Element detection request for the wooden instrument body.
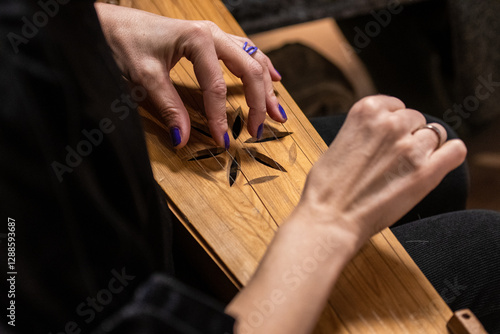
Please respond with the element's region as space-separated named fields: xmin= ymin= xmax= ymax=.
xmin=114 ymin=0 xmax=455 ymax=332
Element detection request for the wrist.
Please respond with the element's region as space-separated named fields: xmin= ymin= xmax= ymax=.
xmin=287 ymin=201 xmax=367 ymax=258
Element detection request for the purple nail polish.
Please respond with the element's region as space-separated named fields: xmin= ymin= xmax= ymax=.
xmin=170 ymin=127 xmax=181 ymax=147
xmin=257 ymin=123 xmax=264 ymax=139
xmin=275 ymin=69 xmax=282 ymax=77
xmin=224 ymin=132 xmax=230 ymax=150
xmin=279 ymin=104 xmax=287 ymax=121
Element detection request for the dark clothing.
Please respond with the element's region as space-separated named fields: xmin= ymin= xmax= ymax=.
xmin=0 ymin=1 xmax=232 ymax=333
xmin=227 ymin=0 xmax=500 ymax=130
xmin=0 ymin=1 xmax=498 ymax=334
xmin=393 ymin=210 xmax=500 ymax=334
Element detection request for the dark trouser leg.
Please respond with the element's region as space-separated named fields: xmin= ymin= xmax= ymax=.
xmin=392 ymin=210 xmax=500 ymax=333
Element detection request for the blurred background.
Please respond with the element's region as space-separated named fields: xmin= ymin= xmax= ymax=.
xmin=225 ymin=0 xmax=500 ymax=211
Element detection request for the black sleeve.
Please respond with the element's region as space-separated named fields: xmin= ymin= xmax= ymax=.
xmin=0 ymin=1 xmax=229 ymax=333
xmin=91 ymin=274 xmax=235 ymax=334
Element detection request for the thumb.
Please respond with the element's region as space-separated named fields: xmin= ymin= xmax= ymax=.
xmin=146 ymin=77 xmax=191 ymax=149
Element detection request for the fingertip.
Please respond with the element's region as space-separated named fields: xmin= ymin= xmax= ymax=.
xmin=271 ymin=69 xmax=281 ymax=81
xmin=247 ymin=113 xmax=266 ymax=139
xmin=278 ymin=104 xmax=287 ymax=121
xmin=266 ymin=57 xmax=281 ymax=81
xmin=257 ymin=123 xmax=264 ymax=139
xmin=431 ymin=139 xmax=468 ymax=170
xmin=168 ymin=125 xmax=191 ymax=149
xmin=224 ymin=132 xmax=230 ymax=150
xmin=170 ymin=127 xmax=182 ymax=148
xmin=264 ymin=100 xmax=286 ymax=124
xmin=449 ymin=138 xmax=468 ymax=162
xmin=206 ymin=114 xmax=229 ymax=148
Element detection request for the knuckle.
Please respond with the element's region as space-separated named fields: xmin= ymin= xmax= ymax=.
xmin=359 ymin=96 xmax=385 ymax=113
xmin=246 ymin=61 xmax=264 ymax=79
xmin=380 ymin=115 xmax=404 ymax=134
xmin=207 ymin=115 xmax=228 ymax=131
xmin=206 ymin=78 xmax=227 ymax=99
xmin=192 ymin=20 xmax=214 ymax=28
xmin=266 ymin=86 xmax=277 ymax=99
xmin=350 ymin=98 xmax=379 ymax=121
xmin=397 ymin=140 xmax=415 ymax=156
xmin=409 ymin=109 xmax=426 ymax=124
xmin=262 ymin=53 xmax=272 ymax=64
xmin=129 ymin=61 xmax=161 ymax=89
xmin=158 ymin=106 xmax=182 ymax=125
xmin=184 ymin=21 xmax=213 ymax=43
xmin=202 ymin=20 xmax=218 ymax=32
xmin=251 ymin=50 xmax=266 ymax=63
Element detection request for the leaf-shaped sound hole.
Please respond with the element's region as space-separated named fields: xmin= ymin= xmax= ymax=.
xmin=232 ymin=107 xmax=243 ymax=140
xmin=188 ymin=147 xmax=225 ymax=161
xmin=228 ymin=151 xmax=240 ymax=187
xmin=191 ymin=121 xmax=212 ymax=138
xmin=245 ymin=175 xmax=279 ymax=185
xmin=244 ymin=131 xmax=293 ymax=144
xmin=245 ymin=148 xmax=287 ymax=172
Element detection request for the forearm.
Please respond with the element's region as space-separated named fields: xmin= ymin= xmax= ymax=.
xmin=226 ymin=206 xmax=362 ymax=334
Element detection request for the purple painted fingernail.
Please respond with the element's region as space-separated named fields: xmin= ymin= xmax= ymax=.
xmin=279 ymin=104 xmax=287 ymax=121
xmin=275 ymin=69 xmax=282 ymax=77
xmin=224 ymin=132 xmax=230 ymax=150
xmin=170 ymin=127 xmax=181 ymax=147
xmin=257 ymin=123 xmax=264 ymax=139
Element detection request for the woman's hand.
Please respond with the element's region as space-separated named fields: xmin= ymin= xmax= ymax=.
xmin=228 ymin=96 xmax=467 ymax=334
xmin=95 ymin=3 xmax=284 ymax=149
xmin=297 ymin=95 xmax=467 ymax=246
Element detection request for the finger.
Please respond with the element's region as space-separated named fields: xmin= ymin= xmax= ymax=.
xmin=214 ymin=36 xmax=269 ymax=137
xmin=185 ymin=36 xmax=230 ymax=148
xmin=232 ymin=37 xmax=285 ymax=122
xmin=424 ymin=139 xmax=467 ymax=186
xmin=266 ymin=55 xmax=282 ymax=81
xmin=412 ymin=122 xmax=448 ymax=152
xmin=351 ymin=95 xmax=406 ymax=115
xmin=391 ymin=108 xmax=426 ymax=131
xmin=147 ymin=76 xmax=192 ymax=149
xmin=232 ymin=35 xmax=281 ymax=81
xmin=248 ymin=49 xmax=286 ymax=123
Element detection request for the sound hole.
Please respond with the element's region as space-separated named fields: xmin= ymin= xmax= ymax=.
xmin=228 ymin=151 xmax=240 ymax=187
xmin=187 ymin=106 xmax=291 ymax=186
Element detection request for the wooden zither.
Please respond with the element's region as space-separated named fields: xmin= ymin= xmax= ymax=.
xmin=112 ymin=0 xmax=476 ymax=332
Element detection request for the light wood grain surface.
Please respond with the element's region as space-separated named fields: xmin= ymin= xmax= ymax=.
xmin=118 ymin=0 xmax=454 ymax=332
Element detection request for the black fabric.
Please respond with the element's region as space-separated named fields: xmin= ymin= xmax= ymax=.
xmin=91 ymin=274 xmax=234 ymax=334
xmin=0 ymin=1 xmax=232 ymax=333
xmin=228 ymin=0 xmax=500 ymax=129
xmin=223 ymin=0 xmax=417 ymax=34
xmin=393 ymin=210 xmax=500 ymax=334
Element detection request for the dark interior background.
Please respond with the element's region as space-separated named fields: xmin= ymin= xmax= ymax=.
xmin=225 ymin=0 xmax=500 ymax=211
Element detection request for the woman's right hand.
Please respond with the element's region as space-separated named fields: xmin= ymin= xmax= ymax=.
xmin=297 ymin=95 xmax=467 ymax=246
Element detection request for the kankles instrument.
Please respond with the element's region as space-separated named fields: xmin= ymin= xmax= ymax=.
xmin=109 ymin=0 xmax=484 ymax=332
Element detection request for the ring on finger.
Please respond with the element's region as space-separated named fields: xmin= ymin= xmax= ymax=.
xmin=413 ymin=124 xmax=443 ymax=150
xmin=243 ymin=41 xmax=258 ymax=55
